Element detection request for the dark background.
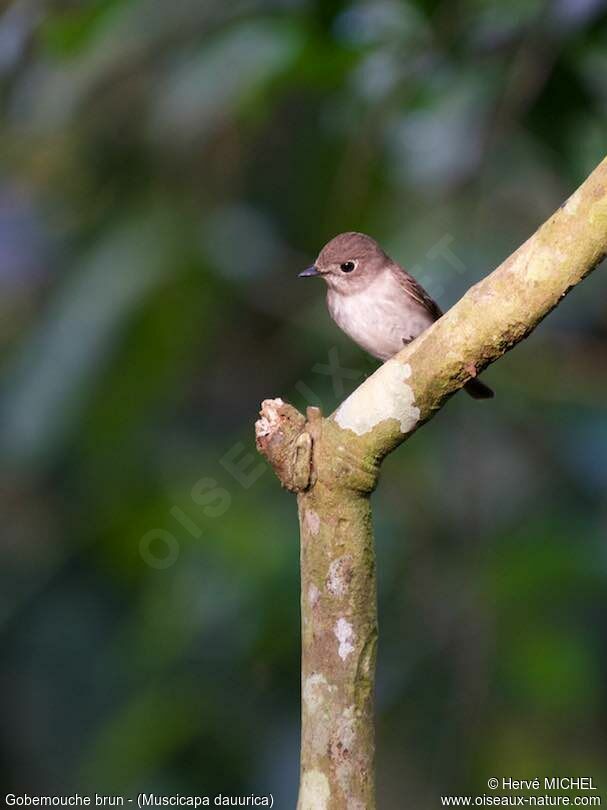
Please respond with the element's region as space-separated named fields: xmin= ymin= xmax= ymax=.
xmin=1 ymin=0 xmax=607 ymax=807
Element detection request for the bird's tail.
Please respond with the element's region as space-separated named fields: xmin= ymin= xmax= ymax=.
xmin=464 ymin=377 xmax=494 ymax=399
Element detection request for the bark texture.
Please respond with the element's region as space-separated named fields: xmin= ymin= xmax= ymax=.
xmin=255 ymin=156 xmax=607 ymax=810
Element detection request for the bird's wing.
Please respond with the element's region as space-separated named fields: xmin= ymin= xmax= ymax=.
xmin=395 ymin=264 xmax=443 ymax=321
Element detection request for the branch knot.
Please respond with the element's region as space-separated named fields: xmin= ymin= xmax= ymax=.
xmin=255 ymin=399 xmax=314 ymax=492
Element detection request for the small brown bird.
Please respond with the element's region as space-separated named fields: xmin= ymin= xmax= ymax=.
xmin=299 ymin=231 xmax=493 ymax=399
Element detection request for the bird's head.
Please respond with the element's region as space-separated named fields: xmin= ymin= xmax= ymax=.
xmin=299 ymin=232 xmax=389 ymax=294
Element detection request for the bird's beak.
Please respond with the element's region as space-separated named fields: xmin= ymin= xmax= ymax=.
xmin=298 ymin=265 xmax=321 ymax=278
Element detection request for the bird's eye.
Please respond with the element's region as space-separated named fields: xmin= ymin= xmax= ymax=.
xmin=340 ymin=261 xmax=355 ymax=273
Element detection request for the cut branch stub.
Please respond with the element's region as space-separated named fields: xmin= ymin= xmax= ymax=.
xmin=255 ymin=399 xmax=380 ymax=496
xmin=255 ymin=398 xmax=310 ymax=492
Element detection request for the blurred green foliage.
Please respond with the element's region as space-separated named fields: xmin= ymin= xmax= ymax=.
xmin=1 ymin=0 xmax=606 ymax=806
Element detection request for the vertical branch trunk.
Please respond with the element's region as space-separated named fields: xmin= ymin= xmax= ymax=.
xmin=297 ymin=482 xmax=377 ymax=810
xmin=256 ymin=401 xmax=380 ymax=809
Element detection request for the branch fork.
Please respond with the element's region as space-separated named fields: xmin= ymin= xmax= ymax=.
xmin=256 ymin=157 xmax=607 ymax=810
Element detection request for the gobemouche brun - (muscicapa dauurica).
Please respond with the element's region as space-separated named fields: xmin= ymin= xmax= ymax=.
xmin=299 ymin=231 xmax=493 ymax=400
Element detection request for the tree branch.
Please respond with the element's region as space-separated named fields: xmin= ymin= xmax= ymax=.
xmin=255 ymin=156 xmax=607 ymax=810
xmin=332 ymin=156 xmax=607 ymax=460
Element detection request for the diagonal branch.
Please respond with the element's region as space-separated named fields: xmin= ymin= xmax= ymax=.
xmin=255 ymin=156 xmax=607 ymax=810
xmin=332 ymin=156 xmax=607 ymax=460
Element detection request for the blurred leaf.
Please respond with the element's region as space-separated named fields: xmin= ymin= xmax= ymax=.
xmin=148 ymin=20 xmax=303 ymax=146
xmin=41 ymin=0 xmax=130 ymax=56
xmin=0 ymin=211 xmax=176 ymax=468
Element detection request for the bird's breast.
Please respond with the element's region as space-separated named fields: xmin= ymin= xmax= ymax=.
xmin=327 ymin=273 xmax=434 ymax=361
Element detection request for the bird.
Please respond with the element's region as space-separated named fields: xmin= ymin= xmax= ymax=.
xmin=298 ymin=231 xmax=493 ymax=399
